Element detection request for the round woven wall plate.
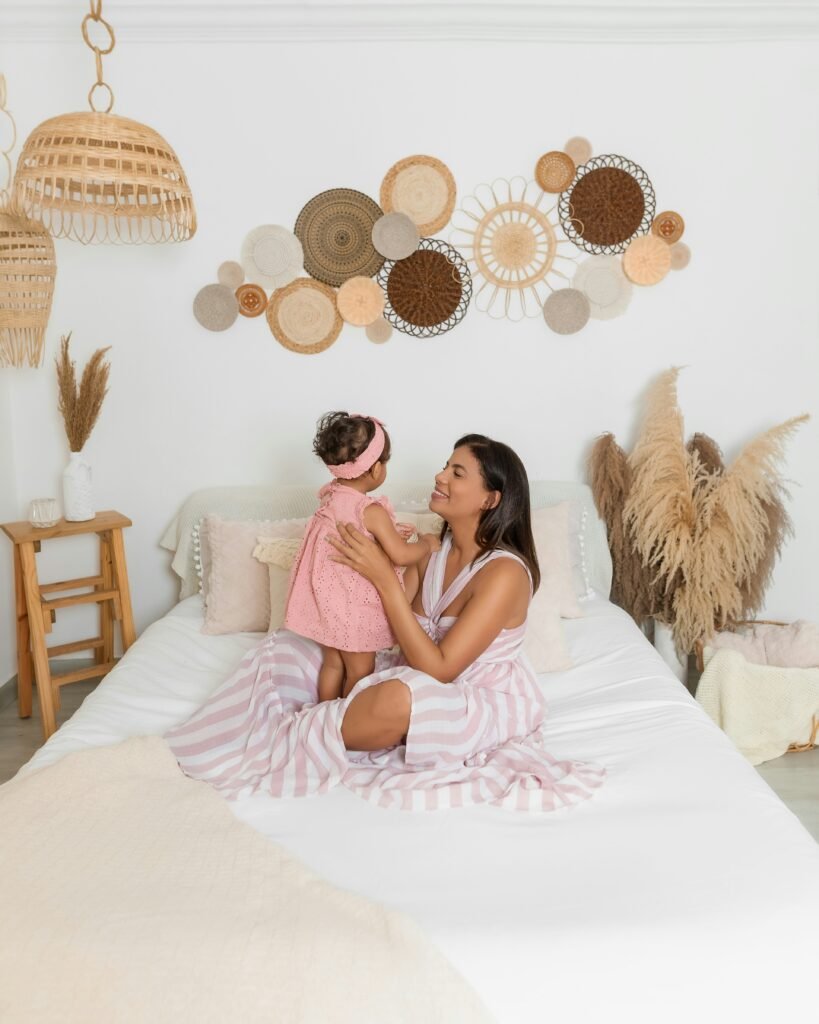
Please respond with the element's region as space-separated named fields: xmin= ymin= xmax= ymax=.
xmin=241 ymin=225 xmax=304 ymax=289
xmin=622 ymin=234 xmax=672 ymax=285
xmin=669 ymin=242 xmax=691 ymax=271
xmin=217 ymin=260 xmax=244 ymax=289
xmin=377 ymin=238 xmax=471 ymax=338
xmin=193 ymin=284 xmax=239 ymax=332
xmin=266 ymin=278 xmax=342 ymax=354
xmin=543 ymin=288 xmax=591 ymax=335
xmin=572 ymin=255 xmax=632 ymax=320
xmin=651 ymin=210 xmax=685 ymax=244
xmin=535 ymin=151 xmax=575 ymax=193
xmin=366 ymin=317 xmax=393 ymax=344
xmin=558 ymin=154 xmax=656 ymax=255
xmin=372 ymin=212 xmax=419 ymax=260
xmin=380 ymin=155 xmax=456 ymax=236
xmin=564 ymin=136 xmax=593 ymax=165
xmin=294 ymin=189 xmax=384 ymax=287
xmin=236 ymin=283 xmax=268 ymax=317
xmin=336 ymin=276 xmax=385 ymax=326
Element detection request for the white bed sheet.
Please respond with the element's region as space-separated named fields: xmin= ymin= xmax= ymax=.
xmin=21 ymin=597 xmax=819 ymax=1023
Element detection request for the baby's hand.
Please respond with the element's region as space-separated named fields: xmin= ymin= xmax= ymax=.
xmin=396 ymin=521 xmax=417 ymax=541
xmin=420 ymin=532 xmax=442 ymax=553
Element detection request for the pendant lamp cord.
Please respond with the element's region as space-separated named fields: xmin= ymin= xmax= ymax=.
xmin=82 ymin=0 xmax=117 ymax=114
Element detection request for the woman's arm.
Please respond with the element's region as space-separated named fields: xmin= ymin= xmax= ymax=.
xmin=328 ymin=523 xmax=529 ymax=683
xmin=362 ymin=504 xmax=439 ymax=567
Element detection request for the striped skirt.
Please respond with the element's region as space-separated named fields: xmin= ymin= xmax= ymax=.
xmin=166 ymin=630 xmax=605 ymax=813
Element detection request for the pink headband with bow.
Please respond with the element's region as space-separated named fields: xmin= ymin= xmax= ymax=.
xmin=328 ymin=415 xmax=386 ymax=479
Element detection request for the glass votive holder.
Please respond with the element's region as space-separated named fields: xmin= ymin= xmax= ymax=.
xmin=28 ymin=498 xmax=60 ymax=529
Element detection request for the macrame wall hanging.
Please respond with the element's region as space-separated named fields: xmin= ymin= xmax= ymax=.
xmin=13 ymin=0 xmax=195 ymax=244
xmin=0 ymin=76 xmax=57 ymax=368
xmin=193 ymin=137 xmax=688 ymax=353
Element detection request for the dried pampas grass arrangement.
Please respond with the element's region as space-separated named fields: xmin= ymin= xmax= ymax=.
xmin=589 ymin=368 xmax=808 ymax=654
xmin=55 ymin=333 xmax=111 ymax=452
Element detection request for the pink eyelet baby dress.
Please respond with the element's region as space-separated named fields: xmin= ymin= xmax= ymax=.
xmin=284 ymin=481 xmax=403 ymax=652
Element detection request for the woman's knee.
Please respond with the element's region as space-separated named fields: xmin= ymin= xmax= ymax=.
xmin=370 ymin=679 xmax=411 ymax=726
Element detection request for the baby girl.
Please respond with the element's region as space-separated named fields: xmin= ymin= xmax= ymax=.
xmin=284 ymin=411 xmax=440 ymax=702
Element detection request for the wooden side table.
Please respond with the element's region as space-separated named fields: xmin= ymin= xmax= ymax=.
xmin=1 ymin=511 xmax=136 ymax=739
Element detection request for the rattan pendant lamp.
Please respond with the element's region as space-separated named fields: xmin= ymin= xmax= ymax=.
xmin=12 ymin=1 xmax=196 ymax=244
xmin=0 ymin=75 xmax=57 ymax=367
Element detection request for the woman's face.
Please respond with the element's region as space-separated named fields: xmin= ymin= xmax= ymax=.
xmin=430 ymin=445 xmax=498 ymax=521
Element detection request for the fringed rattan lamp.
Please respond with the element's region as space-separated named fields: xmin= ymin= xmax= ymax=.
xmin=0 ymin=75 xmax=57 ymax=368
xmin=12 ymin=1 xmax=195 ymax=244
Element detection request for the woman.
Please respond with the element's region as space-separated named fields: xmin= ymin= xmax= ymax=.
xmin=166 ymin=435 xmax=604 ymax=812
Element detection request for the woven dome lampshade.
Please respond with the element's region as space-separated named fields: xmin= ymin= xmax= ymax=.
xmin=0 ymin=76 xmax=57 ymax=368
xmin=12 ymin=2 xmax=195 ymax=244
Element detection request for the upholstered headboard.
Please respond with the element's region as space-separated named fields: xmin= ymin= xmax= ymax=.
xmin=160 ymin=481 xmax=612 ymax=601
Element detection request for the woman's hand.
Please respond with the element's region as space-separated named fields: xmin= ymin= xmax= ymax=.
xmin=327 ymin=522 xmax=397 ymax=590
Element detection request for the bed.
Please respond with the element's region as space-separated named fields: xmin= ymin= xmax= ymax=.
xmin=16 ymin=483 xmax=819 ymax=1023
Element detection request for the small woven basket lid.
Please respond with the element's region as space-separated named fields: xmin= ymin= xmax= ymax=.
xmin=294 ymin=189 xmax=384 ymax=287
xmin=380 ymin=155 xmax=456 ymax=236
xmin=266 ymin=277 xmax=342 ymax=354
xmin=236 ymin=283 xmax=268 ymax=318
xmin=217 ymin=261 xmax=244 ymax=289
xmin=365 ymin=317 xmax=393 ymax=344
xmin=336 ymin=276 xmax=385 ymax=326
xmin=572 ymin=255 xmax=632 ymax=320
xmin=371 ymin=212 xmax=419 ymax=260
xmin=651 ymin=211 xmax=685 ymax=244
xmin=193 ymin=284 xmax=239 ymax=332
xmin=622 ymin=234 xmax=672 ymax=285
xmin=241 ymin=225 xmax=304 ymax=290
xmin=669 ymin=242 xmax=691 ymax=271
xmin=563 ymin=136 xmax=593 ymax=164
xmin=543 ymin=288 xmax=591 ymax=334
xmin=535 ymin=151 xmax=576 ymax=193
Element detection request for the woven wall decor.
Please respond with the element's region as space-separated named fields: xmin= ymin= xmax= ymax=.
xmin=336 ymin=276 xmax=385 ymax=326
xmin=651 ymin=211 xmax=685 ymax=245
xmin=543 ymin=288 xmax=591 ymax=335
xmin=558 ymin=155 xmax=655 ymax=255
xmin=365 ymin=317 xmax=392 ymax=344
xmin=266 ymin=277 xmax=342 ymax=355
xmin=377 ymin=238 xmax=471 ymax=338
xmin=450 ymin=178 xmax=578 ymax=321
xmin=241 ymin=225 xmax=303 ymax=290
xmin=12 ymin=2 xmax=195 ymax=244
xmin=380 ymin=155 xmax=456 ymax=236
xmin=564 ymin=137 xmax=593 ymax=165
xmin=193 ymin=284 xmax=239 ymax=332
xmin=622 ymin=234 xmax=672 ymax=285
xmin=236 ymin=283 xmax=267 ymax=318
xmin=572 ymin=255 xmax=632 ymax=320
xmin=535 ymin=151 xmax=575 ymax=194
xmin=0 ymin=77 xmax=57 ymax=368
xmin=217 ymin=261 xmax=244 ymax=289
xmin=669 ymin=242 xmax=691 ymax=271
xmin=371 ymin=212 xmax=419 ymax=260
xmin=294 ymin=189 xmax=384 ymax=287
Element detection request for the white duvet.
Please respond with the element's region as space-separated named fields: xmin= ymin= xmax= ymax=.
xmin=21 ymin=596 xmax=819 ymax=1024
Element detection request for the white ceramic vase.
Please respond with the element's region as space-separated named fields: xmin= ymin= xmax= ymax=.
xmin=63 ymin=449 xmax=94 ymax=521
xmin=653 ymin=619 xmax=688 ymax=683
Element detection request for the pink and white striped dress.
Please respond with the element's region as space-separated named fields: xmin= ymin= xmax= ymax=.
xmin=166 ymin=536 xmax=605 ymax=812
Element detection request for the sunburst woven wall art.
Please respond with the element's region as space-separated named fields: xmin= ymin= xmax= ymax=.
xmin=191 ymin=139 xmax=687 ymax=350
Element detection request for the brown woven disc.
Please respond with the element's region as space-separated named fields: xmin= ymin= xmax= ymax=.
xmin=622 ymin=234 xmax=672 ymax=285
xmin=543 ymin=288 xmax=591 ymax=335
xmin=651 ymin=210 xmax=685 ymax=244
xmin=294 ymin=189 xmax=384 ymax=288
xmin=265 ymin=278 xmax=342 ymax=354
xmin=380 ymin=155 xmax=456 ymax=236
xmin=535 ymin=151 xmax=576 ymax=193
xmin=568 ymin=167 xmax=646 ymax=247
xmin=385 ymin=248 xmax=463 ymax=328
xmin=236 ymin=283 xmax=268 ymax=317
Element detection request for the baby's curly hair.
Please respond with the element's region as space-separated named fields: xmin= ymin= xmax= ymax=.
xmin=313 ymin=411 xmax=391 ymax=470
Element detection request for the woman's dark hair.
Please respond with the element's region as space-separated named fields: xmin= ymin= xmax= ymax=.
xmin=313 ymin=411 xmax=391 ymax=470
xmin=443 ymin=433 xmax=540 ymax=593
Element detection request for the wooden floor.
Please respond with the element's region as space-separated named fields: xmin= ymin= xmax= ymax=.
xmin=1 ymin=678 xmax=818 ymax=843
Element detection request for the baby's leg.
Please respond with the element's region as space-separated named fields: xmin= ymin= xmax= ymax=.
xmin=340 ymin=651 xmax=377 ymax=698
xmin=318 ymin=646 xmax=345 ymax=702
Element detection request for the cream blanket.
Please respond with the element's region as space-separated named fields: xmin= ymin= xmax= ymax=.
xmin=0 ymin=737 xmax=493 ymax=1024
xmin=697 ymin=648 xmax=819 ymax=765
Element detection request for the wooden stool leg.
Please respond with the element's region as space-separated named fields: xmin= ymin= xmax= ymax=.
xmin=98 ymin=532 xmax=115 ymax=665
xmin=13 ymin=546 xmax=33 ymax=719
xmin=109 ymin=528 xmax=136 ymax=650
xmin=18 ymin=542 xmax=57 ymax=739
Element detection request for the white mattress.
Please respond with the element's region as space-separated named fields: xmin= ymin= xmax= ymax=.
xmin=23 ymin=597 xmax=819 ymax=1023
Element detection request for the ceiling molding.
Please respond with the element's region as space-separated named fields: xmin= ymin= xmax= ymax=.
xmin=1 ymin=3 xmax=817 ymax=45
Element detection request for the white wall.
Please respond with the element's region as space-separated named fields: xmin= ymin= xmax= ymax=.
xmin=0 ymin=376 xmax=18 ymax=683
xmin=0 ymin=10 xmax=817 ymax=670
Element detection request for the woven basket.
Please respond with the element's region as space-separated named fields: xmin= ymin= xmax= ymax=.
xmin=12 ymin=111 xmax=196 ymax=244
xmin=0 ymin=206 xmax=56 ymax=367
xmin=694 ymin=619 xmax=787 ymax=673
